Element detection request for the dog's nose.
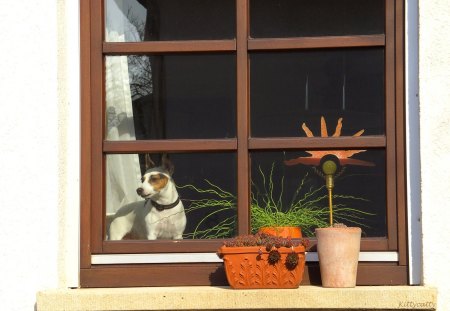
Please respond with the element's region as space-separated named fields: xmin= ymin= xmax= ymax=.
xmin=136 ymin=188 xmax=143 ymax=196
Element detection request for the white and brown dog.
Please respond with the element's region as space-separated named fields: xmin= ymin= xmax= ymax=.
xmin=108 ymin=156 xmax=186 ymax=240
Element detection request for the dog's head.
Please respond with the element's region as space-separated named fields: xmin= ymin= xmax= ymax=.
xmin=136 ymin=155 xmax=174 ymax=199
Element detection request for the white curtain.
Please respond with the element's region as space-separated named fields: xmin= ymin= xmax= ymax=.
xmin=105 ymin=0 xmax=143 ymax=215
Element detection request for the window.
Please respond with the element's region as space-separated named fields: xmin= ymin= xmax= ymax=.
xmin=81 ymin=0 xmax=407 ymax=287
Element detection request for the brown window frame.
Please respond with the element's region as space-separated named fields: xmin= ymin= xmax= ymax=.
xmin=80 ymin=0 xmax=407 ymax=287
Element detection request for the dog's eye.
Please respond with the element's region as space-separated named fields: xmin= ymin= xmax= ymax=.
xmin=150 ymin=176 xmax=160 ymax=183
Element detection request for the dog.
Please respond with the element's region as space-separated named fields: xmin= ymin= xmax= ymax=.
xmin=108 ymin=156 xmax=186 ymax=240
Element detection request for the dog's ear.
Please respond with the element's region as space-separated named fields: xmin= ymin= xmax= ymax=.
xmin=161 ymin=154 xmax=174 ymax=175
xmin=145 ymin=154 xmax=156 ymax=170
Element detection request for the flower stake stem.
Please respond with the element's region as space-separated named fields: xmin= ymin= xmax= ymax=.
xmin=328 ymin=187 xmax=333 ymax=226
xmin=322 ymin=160 xmax=338 ymax=227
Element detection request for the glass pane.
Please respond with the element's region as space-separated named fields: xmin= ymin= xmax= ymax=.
xmin=105 ymin=54 xmax=236 ymax=140
xmin=105 ymin=0 xmax=236 ymax=42
xmin=106 ymin=153 xmax=237 ymax=240
xmin=250 ymin=48 xmax=385 ymax=137
xmin=250 ymin=0 xmax=384 ymax=38
xmin=251 ymin=150 xmax=387 ymax=237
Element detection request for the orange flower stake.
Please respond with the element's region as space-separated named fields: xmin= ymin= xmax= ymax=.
xmin=283 ymin=117 xmax=370 ymax=288
xmin=284 ymin=116 xmax=374 ymax=167
xmin=285 ymin=116 xmax=374 ymax=226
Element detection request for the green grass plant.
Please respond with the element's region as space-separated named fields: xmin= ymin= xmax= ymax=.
xmin=179 ymin=164 xmax=372 ymax=239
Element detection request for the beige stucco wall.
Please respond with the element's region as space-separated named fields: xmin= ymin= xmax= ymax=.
xmin=0 ymin=1 xmax=60 ymax=311
xmin=419 ymin=0 xmax=450 ymax=310
xmin=0 ymin=1 xmax=78 ymax=310
xmin=0 ymin=0 xmax=449 ymax=310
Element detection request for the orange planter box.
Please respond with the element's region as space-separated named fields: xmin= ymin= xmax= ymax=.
xmin=217 ymin=245 xmax=306 ymax=289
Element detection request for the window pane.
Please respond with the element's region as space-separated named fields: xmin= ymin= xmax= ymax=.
xmin=105 ymin=0 xmax=236 ymax=42
xmin=250 ymin=0 xmax=384 ymax=38
xmin=250 ymin=150 xmax=387 ymax=237
xmin=105 ymin=54 xmax=236 ymax=140
xmin=250 ymin=48 xmax=385 ymax=137
xmin=106 ymin=153 xmax=237 ymax=240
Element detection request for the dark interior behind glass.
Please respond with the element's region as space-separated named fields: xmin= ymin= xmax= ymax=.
xmin=250 ymin=0 xmax=385 ymax=38
xmin=250 ymin=48 xmax=385 ymax=137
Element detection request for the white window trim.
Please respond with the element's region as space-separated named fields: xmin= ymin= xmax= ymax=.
xmin=63 ymin=0 xmax=81 ymax=289
xmin=91 ymin=252 xmax=400 ymax=265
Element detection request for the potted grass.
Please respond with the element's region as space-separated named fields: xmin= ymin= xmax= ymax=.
xmin=250 ymin=163 xmax=369 ymax=239
xmin=217 ymin=233 xmax=309 ymax=289
xmin=178 ymin=167 xmax=331 ymax=239
xmin=179 ymin=162 xmax=369 ymax=240
xmin=251 ymin=164 xmax=328 ymax=238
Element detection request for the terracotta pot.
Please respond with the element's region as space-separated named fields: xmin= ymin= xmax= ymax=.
xmin=258 ymin=226 xmax=302 ymax=238
xmin=315 ymin=227 xmax=361 ymax=288
xmin=217 ymin=245 xmax=306 ymax=289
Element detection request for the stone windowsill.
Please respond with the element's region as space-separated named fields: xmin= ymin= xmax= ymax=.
xmin=36 ymin=285 xmax=437 ymax=311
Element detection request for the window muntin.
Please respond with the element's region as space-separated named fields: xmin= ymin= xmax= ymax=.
xmin=105 ymin=0 xmax=236 ymax=42
xmin=250 ymin=0 xmax=385 ymax=38
xmin=250 ymin=48 xmax=385 ymax=137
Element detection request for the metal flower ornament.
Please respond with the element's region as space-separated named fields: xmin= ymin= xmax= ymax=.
xmin=284 ymin=116 xmax=374 ymax=167
xmin=285 ymin=116 xmax=374 ymax=226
